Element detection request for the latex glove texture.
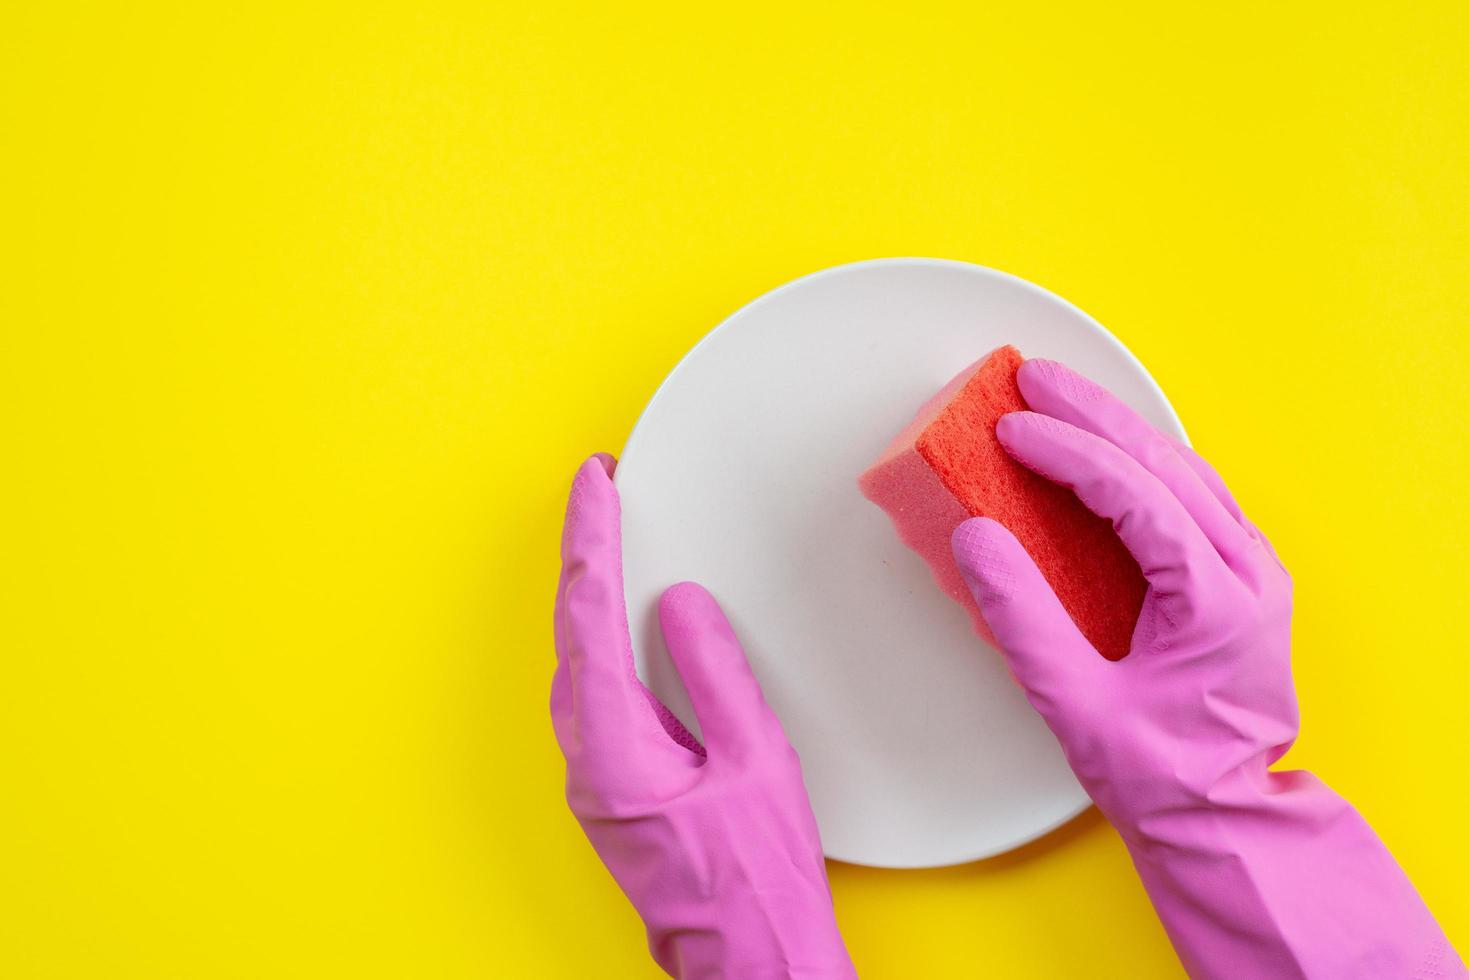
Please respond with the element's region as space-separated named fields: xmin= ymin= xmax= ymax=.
xmin=552 ymin=454 xmax=856 ymax=980
xmin=951 ymin=359 xmax=1465 ymax=980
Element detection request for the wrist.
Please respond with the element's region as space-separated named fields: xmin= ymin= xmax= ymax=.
xmin=1106 ymin=766 xmax=1463 ymax=979
xmin=654 ymin=919 xmax=855 ymax=980
xmin=643 ymin=874 xmax=854 ymax=980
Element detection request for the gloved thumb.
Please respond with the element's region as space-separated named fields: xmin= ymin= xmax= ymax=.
xmin=950 ymin=517 xmax=1102 ymax=709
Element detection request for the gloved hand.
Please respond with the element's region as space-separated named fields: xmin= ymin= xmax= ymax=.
xmin=950 ymin=359 xmax=1466 ymax=980
xmin=552 ymin=454 xmax=856 ymax=980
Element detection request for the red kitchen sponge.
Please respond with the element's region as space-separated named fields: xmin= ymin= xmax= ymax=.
xmin=859 ymin=345 xmax=1144 ymax=660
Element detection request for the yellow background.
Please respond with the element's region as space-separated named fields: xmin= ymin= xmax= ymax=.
xmin=5 ymin=3 xmax=1468 ymax=977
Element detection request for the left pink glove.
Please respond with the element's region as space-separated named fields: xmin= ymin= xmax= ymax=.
xmin=552 ymin=454 xmax=857 ymax=980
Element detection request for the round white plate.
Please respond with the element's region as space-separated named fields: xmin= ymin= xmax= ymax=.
xmin=616 ymin=258 xmax=1185 ymax=868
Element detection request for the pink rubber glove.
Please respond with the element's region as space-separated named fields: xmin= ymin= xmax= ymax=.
xmin=950 ymin=359 xmax=1465 ymax=979
xmin=552 ymin=454 xmax=856 ymax=980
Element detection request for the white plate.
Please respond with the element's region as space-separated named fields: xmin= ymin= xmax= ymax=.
xmin=616 ymin=258 xmax=1185 ymax=868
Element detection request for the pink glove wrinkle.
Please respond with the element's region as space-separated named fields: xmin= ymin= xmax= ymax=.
xmin=951 ymin=358 xmax=1465 ymax=980
xmin=552 ymin=455 xmax=856 ymax=980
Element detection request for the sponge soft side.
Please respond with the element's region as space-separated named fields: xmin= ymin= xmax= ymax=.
xmin=859 ymin=346 xmax=1145 ymax=660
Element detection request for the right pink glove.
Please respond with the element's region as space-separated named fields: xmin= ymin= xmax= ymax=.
xmin=950 ymin=358 xmax=1465 ymax=980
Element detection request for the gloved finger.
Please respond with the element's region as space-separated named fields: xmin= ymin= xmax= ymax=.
xmin=1164 ymin=437 xmax=1249 ymax=527
xmin=658 ymin=581 xmax=785 ymax=759
xmin=1016 ymin=359 xmax=1255 ymax=572
xmin=996 ymin=412 xmax=1225 ymax=596
xmin=1167 ymin=438 xmax=1288 ymax=572
xmin=950 ymin=517 xmax=1104 ymax=711
xmin=552 ymin=454 xmax=656 ymax=751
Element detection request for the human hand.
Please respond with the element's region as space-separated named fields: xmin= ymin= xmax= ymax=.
xmin=950 ymin=359 xmax=1464 ymax=979
xmin=552 ymin=454 xmax=855 ymax=980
